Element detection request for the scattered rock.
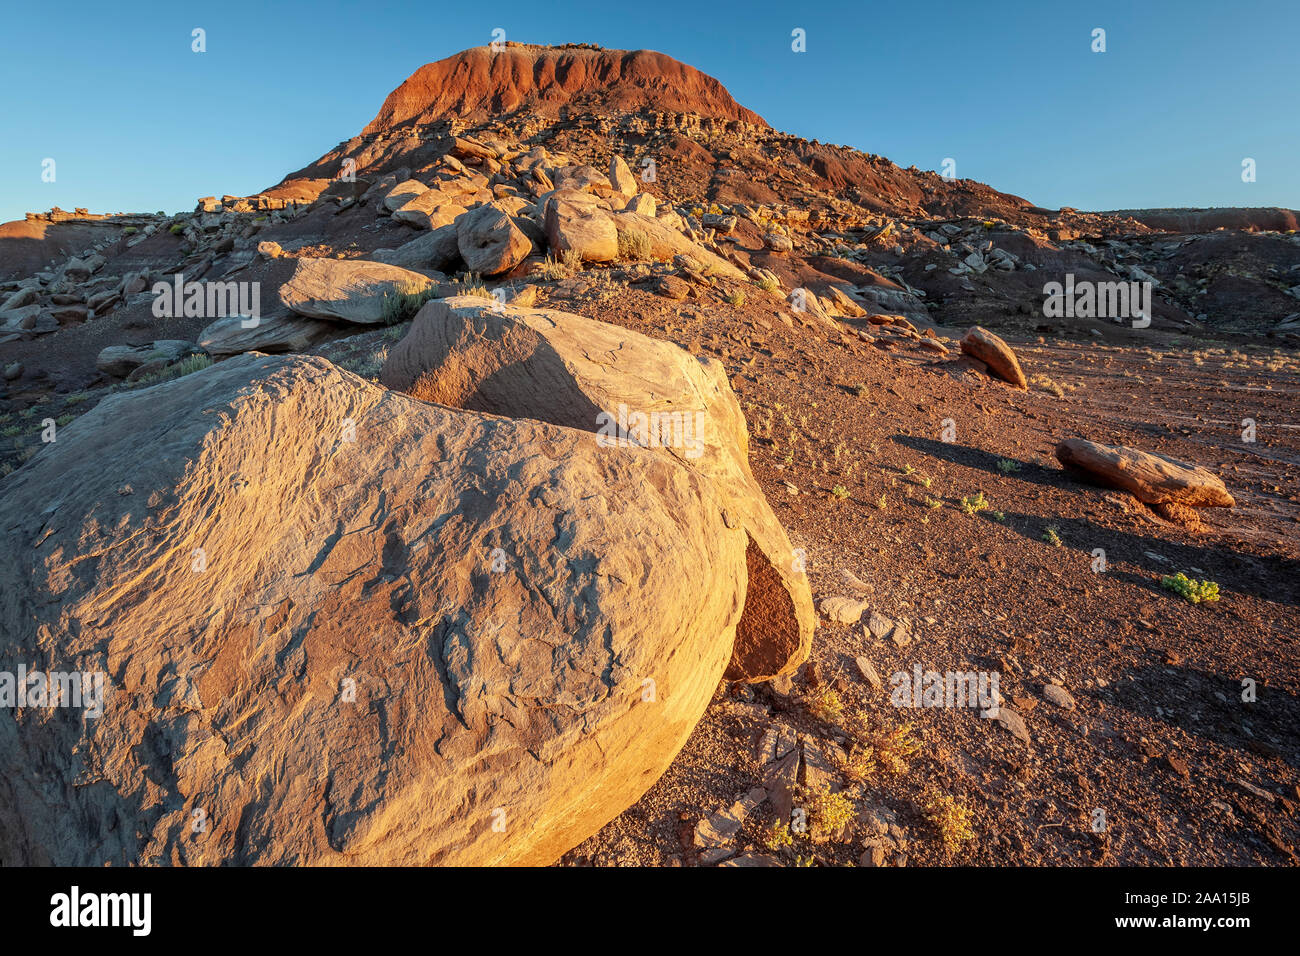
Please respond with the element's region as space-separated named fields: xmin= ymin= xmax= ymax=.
xmin=1043 ymin=684 xmax=1076 ymax=710
xmin=994 ymin=706 xmax=1032 ymax=744
xmin=694 ymin=787 xmax=766 ymax=848
xmin=864 ymin=610 xmax=893 ymax=641
xmin=819 ymin=594 xmax=868 ymax=624
xmin=652 ymin=275 xmax=691 ymax=300
xmin=854 ymin=656 xmax=882 ymax=690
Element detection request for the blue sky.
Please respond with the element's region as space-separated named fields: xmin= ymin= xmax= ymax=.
xmin=1 ymin=0 xmax=1295 ymax=223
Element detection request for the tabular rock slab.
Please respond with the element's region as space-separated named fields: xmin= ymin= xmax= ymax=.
xmin=199 ymin=312 xmax=337 ymax=357
xmin=456 ymin=202 xmax=533 ymax=276
xmin=1055 ymin=438 xmax=1235 ymax=508
xmin=380 ymin=296 xmax=814 ymax=682
xmin=0 ymin=353 xmax=749 ymax=866
xmin=279 ymin=257 xmax=434 ymax=324
xmin=392 ymin=187 xmax=469 ymax=231
xmin=959 ymin=326 xmax=1026 ymax=388
xmin=96 ymin=339 xmax=197 ymax=377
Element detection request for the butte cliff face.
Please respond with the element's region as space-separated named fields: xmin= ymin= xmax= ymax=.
xmin=363 ymin=44 xmax=768 ymax=132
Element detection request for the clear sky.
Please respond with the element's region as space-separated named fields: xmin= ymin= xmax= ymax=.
xmin=1 ymin=0 xmax=1296 ymax=224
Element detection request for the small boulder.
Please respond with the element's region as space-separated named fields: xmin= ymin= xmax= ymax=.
xmin=959 ymin=326 xmax=1027 ymax=388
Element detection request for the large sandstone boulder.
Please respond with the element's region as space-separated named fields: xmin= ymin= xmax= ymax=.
xmin=380 ymin=296 xmax=815 ymax=681
xmin=960 ymin=326 xmax=1026 ymax=388
xmin=392 ymin=187 xmax=469 ymax=230
xmin=383 ymin=178 xmax=428 ymax=212
xmin=279 ymin=258 xmax=434 ymax=325
xmin=456 ymin=202 xmax=533 ymax=276
xmin=544 ymin=189 xmax=618 ymax=263
xmin=0 ymin=353 xmax=752 ymax=866
xmin=1055 ymin=439 xmax=1235 ymax=508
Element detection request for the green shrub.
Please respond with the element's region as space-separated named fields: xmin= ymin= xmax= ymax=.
xmin=1162 ymin=572 xmax=1220 ymax=604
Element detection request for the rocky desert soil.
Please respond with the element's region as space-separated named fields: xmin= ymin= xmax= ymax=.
xmin=1 ymin=42 xmax=1296 ymax=867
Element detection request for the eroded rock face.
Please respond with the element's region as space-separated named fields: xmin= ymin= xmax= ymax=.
xmin=380 ymin=296 xmax=816 ymax=681
xmin=1055 ymin=438 xmax=1235 ymax=508
xmin=0 ymin=354 xmax=750 ymax=866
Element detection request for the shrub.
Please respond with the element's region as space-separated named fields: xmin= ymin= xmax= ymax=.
xmin=122 ymin=226 xmax=138 ymax=236
xmin=756 ymin=275 xmax=779 ymax=293
xmin=1042 ymin=525 xmax=1063 ymax=547
xmin=725 ymin=289 xmax=746 ymax=307
xmin=380 ymin=280 xmax=437 ymax=324
xmin=804 ymin=687 xmax=844 ymax=724
xmin=168 ymin=223 xmax=185 ymax=235
xmin=960 ymin=491 xmax=990 ymax=515
xmin=1162 ymin=572 xmax=1220 ymax=604
xmin=925 ymin=794 xmax=975 ymax=854
xmin=761 ymin=820 xmax=793 ymax=851
xmin=835 ymin=746 xmax=878 ymax=784
xmin=796 ymin=784 xmax=855 ymax=841
xmin=831 ymin=485 xmax=849 ymax=500
xmin=132 ymin=353 xmax=213 ymax=387
xmin=616 ymin=229 xmax=653 ymax=261
xmin=996 ymin=458 xmax=1021 ymax=474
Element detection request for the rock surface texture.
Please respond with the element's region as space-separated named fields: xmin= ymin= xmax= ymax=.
xmin=380 ymin=296 xmax=815 ymax=682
